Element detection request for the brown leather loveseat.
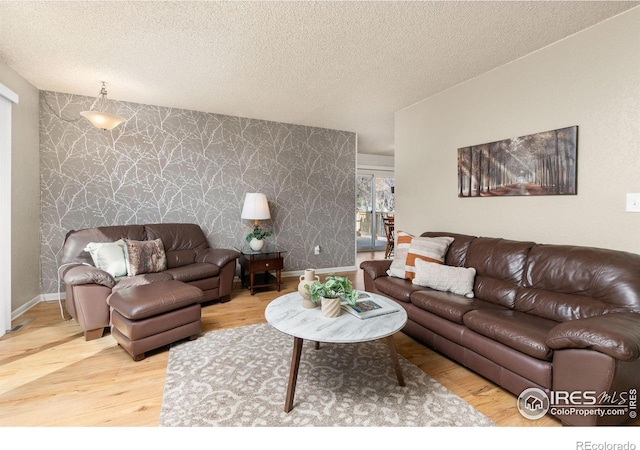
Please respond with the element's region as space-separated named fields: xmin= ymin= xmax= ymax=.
xmin=361 ymin=231 xmax=640 ymax=426
xmin=60 ymin=223 xmax=239 ymax=341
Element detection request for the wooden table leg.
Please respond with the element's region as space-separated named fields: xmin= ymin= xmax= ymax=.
xmin=284 ymin=337 xmax=304 ymax=412
xmin=385 ymin=335 xmax=405 ymax=386
xmin=276 ymin=268 xmax=281 ymax=292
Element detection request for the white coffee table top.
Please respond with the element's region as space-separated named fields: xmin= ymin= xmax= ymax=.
xmin=265 ymin=291 xmax=407 ymax=344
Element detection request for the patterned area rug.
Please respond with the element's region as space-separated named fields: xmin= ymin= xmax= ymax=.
xmin=160 ymin=323 xmax=495 ymax=427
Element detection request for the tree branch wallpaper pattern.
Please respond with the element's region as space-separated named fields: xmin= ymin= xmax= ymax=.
xmin=40 ymin=91 xmax=356 ymax=294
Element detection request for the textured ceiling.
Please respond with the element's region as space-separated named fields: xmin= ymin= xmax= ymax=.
xmin=0 ymin=1 xmax=637 ymax=156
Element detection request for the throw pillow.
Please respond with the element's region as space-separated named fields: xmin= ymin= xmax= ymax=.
xmin=412 ymin=258 xmax=476 ymax=298
xmin=84 ymin=240 xmax=127 ymax=277
xmin=124 ymin=238 xmax=167 ymax=277
xmin=387 ymin=231 xmax=414 ymax=278
xmin=404 ymin=235 xmax=455 ymax=279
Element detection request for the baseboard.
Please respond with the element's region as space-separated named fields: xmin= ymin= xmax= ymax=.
xmin=42 ymin=291 xmax=65 ymax=302
xmin=11 ymin=294 xmax=48 ymax=321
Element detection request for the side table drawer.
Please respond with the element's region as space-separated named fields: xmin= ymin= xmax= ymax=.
xmin=249 ymin=258 xmax=283 ymax=272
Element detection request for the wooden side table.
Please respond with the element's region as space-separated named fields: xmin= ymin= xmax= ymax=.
xmin=236 ymin=244 xmax=287 ymax=295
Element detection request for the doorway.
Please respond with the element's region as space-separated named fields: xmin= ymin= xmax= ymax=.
xmin=356 ymin=172 xmax=394 ymax=252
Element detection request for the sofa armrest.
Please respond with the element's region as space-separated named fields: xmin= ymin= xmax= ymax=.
xmin=546 ymin=313 xmax=640 ymax=361
xmin=196 ymin=248 xmax=240 ymax=268
xmin=360 ymin=260 xmax=392 ymax=280
xmin=62 ymin=264 xmax=116 ymax=289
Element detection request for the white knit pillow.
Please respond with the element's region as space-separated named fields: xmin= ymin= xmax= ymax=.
xmin=412 ymin=258 xmax=476 ymax=298
xmin=84 ymin=239 xmax=127 ymax=277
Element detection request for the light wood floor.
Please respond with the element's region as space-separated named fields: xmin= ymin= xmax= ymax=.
xmin=0 ymin=251 xmax=562 ymax=427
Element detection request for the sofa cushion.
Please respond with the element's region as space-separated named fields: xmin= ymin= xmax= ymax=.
xmin=61 ymin=225 xmax=146 ymax=266
xmin=165 ymin=249 xmax=197 ymax=269
xmin=515 ymin=289 xmax=615 ymax=323
xmin=165 ymin=262 xmax=220 ymax=282
xmin=516 ymin=244 xmax=640 ymax=322
xmin=374 ymin=276 xmax=425 ymax=303
xmin=145 ymin=223 xmax=209 ymax=268
xmin=463 ymin=309 xmax=558 ymax=361
xmin=421 ymin=232 xmax=476 ymax=267
xmin=124 ymin=238 xmax=168 ymax=276
xmin=465 ymin=237 xmax=534 ymax=309
xmin=84 ymin=239 xmax=127 ymax=277
xmin=410 ymin=290 xmax=506 ymax=324
xmin=412 ymin=259 xmax=476 ymax=298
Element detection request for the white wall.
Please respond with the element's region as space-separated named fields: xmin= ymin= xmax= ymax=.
xmin=357 ymin=153 xmax=394 ymax=173
xmin=395 ymin=7 xmax=640 ymax=254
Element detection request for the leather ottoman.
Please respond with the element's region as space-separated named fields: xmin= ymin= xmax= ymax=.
xmin=107 ymin=280 xmax=203 ymax=361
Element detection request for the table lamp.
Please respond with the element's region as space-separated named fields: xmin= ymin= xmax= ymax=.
xmin=241 ymin=193 xmax=271 ymax=231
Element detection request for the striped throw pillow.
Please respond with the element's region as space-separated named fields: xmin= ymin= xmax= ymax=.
xmin=386 ymin=231 xmax=414 ymax=278
xmin=404 ymin=235 xmax=455 ymax=279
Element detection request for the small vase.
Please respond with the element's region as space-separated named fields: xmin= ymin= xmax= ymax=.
xmin=321 ymin=297 xmax=342 ymax=318
xmin=298 ymin=269 xmax=320 ymax=308
xmin=302 ymin=297 xmax=316 ymax=309
xmin=249 ymin=238 xmax=264 ymax=251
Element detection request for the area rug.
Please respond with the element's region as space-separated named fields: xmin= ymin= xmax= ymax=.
xmin=159 ymin=323 xmax=496 ymax=427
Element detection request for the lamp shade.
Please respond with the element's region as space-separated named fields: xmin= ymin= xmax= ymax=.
xmin=241 ymin=193 xmax=271 ymax=220
xmin=79 ymin=111 xmax=126 ymax=131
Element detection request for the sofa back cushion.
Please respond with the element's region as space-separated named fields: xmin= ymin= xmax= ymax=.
xmin=421 ymin=232 xmax=476 ymax=267
xmin=61 ymin=225 xmax=146 ymax=265
xmin=516 ymin=244 xmax=640 ymax=322
xmin=145 ymin=223 xmax=209 ymax=268
xmin=465 ymin=237 xmax=535 ymax=309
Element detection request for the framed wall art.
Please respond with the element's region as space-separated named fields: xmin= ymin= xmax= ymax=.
xmin=457 ymin=126 xmax=578 ymax=197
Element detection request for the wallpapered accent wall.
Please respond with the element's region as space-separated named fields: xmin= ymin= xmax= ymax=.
xmin=40 ymin=91 xmax=356 ymax=294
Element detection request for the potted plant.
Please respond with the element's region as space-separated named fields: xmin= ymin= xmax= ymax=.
xmin=245 ymin=228 xmax=273 ymax=251
xmin=306 ymin=275 xmax=358 ymax=317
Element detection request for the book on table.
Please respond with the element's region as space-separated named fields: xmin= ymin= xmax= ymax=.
xmin=341 ymin=292 xmax=400 ymax=319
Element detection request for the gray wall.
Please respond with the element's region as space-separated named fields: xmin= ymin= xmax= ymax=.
xmin=0 ymin=61 xmax=41 ymax=314
xmin=40 ymin=91 xmax=356 ymax=294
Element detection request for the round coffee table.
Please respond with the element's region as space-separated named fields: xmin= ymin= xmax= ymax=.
xmin=265 ymin=291 xmax=408 ymax=412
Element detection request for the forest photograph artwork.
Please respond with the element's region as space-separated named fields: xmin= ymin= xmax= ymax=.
xmin=457 ymin=126 xmax=578 ymax=197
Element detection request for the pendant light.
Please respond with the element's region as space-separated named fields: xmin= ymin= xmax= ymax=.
xmin=80 ymin=82 xmax=126 ymax=130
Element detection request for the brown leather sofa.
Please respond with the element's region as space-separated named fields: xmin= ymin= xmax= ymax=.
xmin=60 ymin=223 xmax=239 ymax=341
xmin=361 ymin=231 xmax=640 ymax=426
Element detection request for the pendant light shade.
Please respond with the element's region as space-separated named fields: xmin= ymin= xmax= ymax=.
xmin=80 ymin=82 xmax=126 ymax=131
